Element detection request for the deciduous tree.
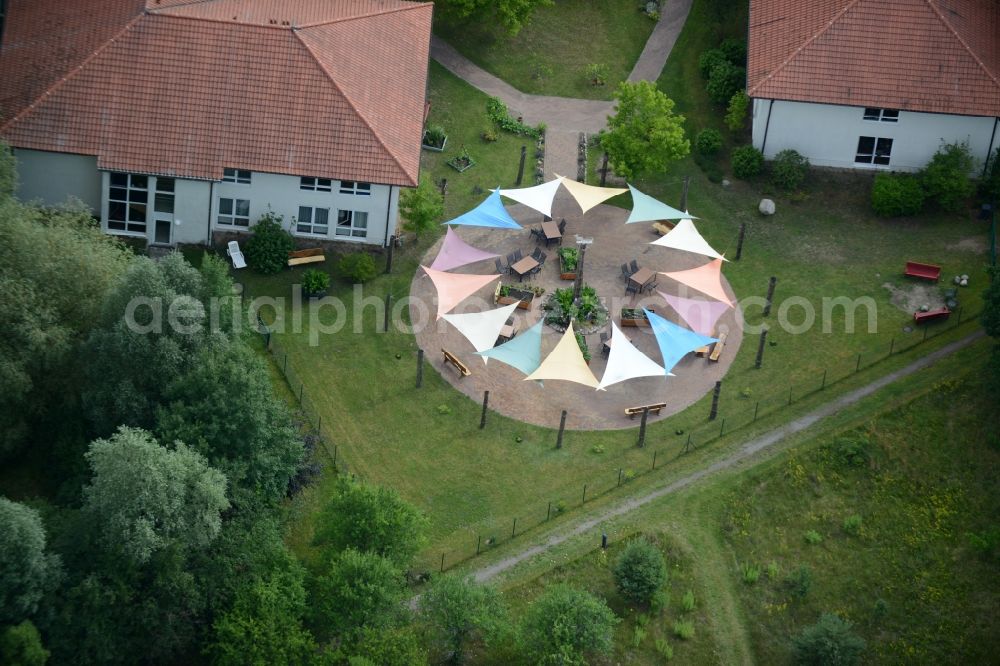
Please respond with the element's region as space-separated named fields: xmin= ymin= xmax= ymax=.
xmin=435 ymin=0 xmax=553 ymax=36
xmin=0 ymin=498 xmax=62 ymax=625
xmin=600 ymin=81 xmax=689 ymax=181
xmin=312 ymin=549 xmax=405 ymax=637
xmin=399 ymin=176 xmax=444 ymax=238
xmin=613 ymin=537 xmax=667 ymax=604
xmin=521 ymin=584 xmax=618 ymax=665
xmin=420 ymin=574 xmax=508 ymax=663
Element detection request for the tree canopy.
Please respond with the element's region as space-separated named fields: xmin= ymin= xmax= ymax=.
xmin=435 ymin=0 xmax=553 ymax=36
xmin=400 ymin=176 xmax=444 ymax=238
xmin=420 ymin=574 xmax=508 ymax=664
xmin=312 ymin=548 xmax=405 ymax=637
xmin=0 ymin=498 xmax=62 ymax=625
xmin=521 ymin=584 xmax=618 ymax=665
xmin=600 ymin=81 xmax=690 ymax=181
xmin=613 ymin=537 xmax=667 ymax=604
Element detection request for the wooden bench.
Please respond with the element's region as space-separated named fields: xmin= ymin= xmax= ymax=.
xmin=904 ymin=261 xmax=941 ymax=282
xmin=652 ymin=221 xmax=676 ymax=236
xmin=913 ymin=307 xmax=950 ymax=324
xmin=708 ymin=332 xmax=728 ymax=362
xmin=441 ymin=348 xmax=470 ymax=377
xmin=288 ymin=247 xmax=326 ymax=267
xmin=625 ymin=403 xmax=667 ymax=419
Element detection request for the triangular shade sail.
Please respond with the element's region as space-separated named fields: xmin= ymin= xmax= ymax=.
xmin=660 ymin=293 xmax=729 ymax=337
xmin=525 ymin=322 xmax=600 ymax=388
xmin=651 ymin=218 xmax=726 ymax=261
xmin=659 ymin=258 xmax=734 ymax=307
xmin=421 ymin=266 xmax=500 ymax=319
xmin=555 ymin=174 xmax=627 ymax=214
xmin=598 ymin=321 xmax=666 ymax=390
xmin=441 ymin=303 xmax=519 ymax=353
xmin=645 ymin=309 xmax=717 ymax=374
xmin=625 ymin=184 xmax=692 ymax=223
xmin=430 ymin=227 xmax=499 ymax=272
xmin=475 ymin=320 xmax=544 ymax=375
xmin=443 ymin=189 xmax=522 ymax=229
xmin=495 ymin=179 xmax=562 ymax=217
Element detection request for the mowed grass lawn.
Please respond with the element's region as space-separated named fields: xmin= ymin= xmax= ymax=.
xmin=256 ymin=0 xmax=991 ymax=572
xmin=434 ymin=0 xmax=656 ymax=100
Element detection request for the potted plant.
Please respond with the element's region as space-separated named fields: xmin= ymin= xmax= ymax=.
xmin=494 ymin=283 xmax=534 ymax=310
xmin=575 ymin=330 xmax=591 ymax=364
xmin=446 ymin=146 xmax=476 ymax=173
xmin=422 ymin=124 xmax=448 ymax=152
xmin=301 ymin=268 xmax=330 ymax=298
xmin=557 ymin=247 xmax=579 ymax=280
xmin=620 ymin=307 xmax=651 ymax=327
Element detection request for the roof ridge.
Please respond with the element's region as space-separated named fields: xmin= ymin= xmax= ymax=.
xmin=296 ymin=2 xmax=430 ymax=29
xmin=748 ymin=0 xmax=862 ymax=97
xmin=293 ymin=29 xmax=413 ymax=185
xmin=148 ymin=6 xmax=290 ymax=30
xmin=925 ymin=0 xmax=1000 ymax=92
xmin=1 ymin=12 xmax=145 ymax=133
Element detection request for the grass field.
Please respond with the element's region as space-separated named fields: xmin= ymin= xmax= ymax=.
xmin=434 ymin=0 xmax=656 ymax=100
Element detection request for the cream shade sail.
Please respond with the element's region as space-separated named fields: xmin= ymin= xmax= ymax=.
xmin=524 ymin=321 xmax=600 ymax=388
xmin=555 ymin=174 xmax=627 ymax=214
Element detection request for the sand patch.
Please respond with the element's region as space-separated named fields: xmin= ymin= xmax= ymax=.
xmin=947 ymin=236 xmax=988 ymax=254
xmin=882 ymin=282 xmax=944 ymax=313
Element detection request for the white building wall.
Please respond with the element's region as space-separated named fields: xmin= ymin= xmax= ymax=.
xmin=14 ymin=149 xmax=102 ymax=211
xmin=752 ymin=99 xmax=999 ymax=173
xmin=98 ymin=171 xmax=211 ymax=246
xmin=212 ymin=171 xmax=398 ymax=246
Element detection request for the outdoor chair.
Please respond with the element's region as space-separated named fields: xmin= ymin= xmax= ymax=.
xmin=495 ymin=257 xmax=509 ymax=275
xmin=514 ymin=248 xmax=523 ymax=261
xmin=630 ymin=259 xmax=639 ymax=274
xmin=531 ymin=247 xmax=543 ymax=261
xmin=529 ymin=227 xmax=542 ymax=242
xmin=600 ymin=331 xmax=610 ymax=357
xmin=642 ymin=278 xmax=658 ymax=293
xmin=621 ymin=263 xmax=632 ymax=280
xmin=506 ymin=252 xmax=517 ymax=266
xmin=227 ymin=240 xmax=246 ymax=269
xmin=625 ymin=281 xmax=640 ymax=297
xmin=538 ymin=251 xmax=547 ymax=266
xmin=558 ymin=219 xmax=567 ymax=234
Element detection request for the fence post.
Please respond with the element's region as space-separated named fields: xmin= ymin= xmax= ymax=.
xmin=889 ymin=337 xmax=894 ymax=356
xmin=383 ymin=294 xmax=392 ymax=332
xmin=734 ymin=222 xmax=746 ymax=261
xmin=333 ymin=444 xmax=337 ymax=466
xmin=556 ymin=410 xmax=568 ymax=449
xmin=652 ymin=450 xmax=657 ymax=470
xmin=617 ymin=468 xmax=623 ymax=487
xmin=684 ymin=432 xmax=692 ymax=453
xmin=516 ymin=145 xmax=527 ymax=186
xmin=637 ymin=406 xmax=649 ymax=447
xmin=440 ymin=553 xmax=445 ymax=573
xmin=709 ymin=381 xmax=722 ymax=420
xmin=511 ymin=518 xmax=517 ymax=538
xmin=788 ymin=386 xmax=793 ymax=405
xmin=479 ymin=391 xmax=490 ymax=429
xmin=755 ymin=328 xmax=768 ymax=369
xmin=753 ymin=401 xmax=760 ymax=422
xmin=855 ymin=353 xmax=862 ymax=372
xmin=719 ymin=418 xmax=726 ymax=437
xmin=416 ymin=349 xmax=424 ymax=388
xmin=477 ymin=535 xmax=481 ymax=554
xmin=582 ymin=484 xmax=587 ymax=504
xmin=821 ymin=369 xmax=827 ymax=390
xmin=546 ymin=501 xmax=552 ymax=521
xmin=763 ymin=277 xmax=777 ymax=316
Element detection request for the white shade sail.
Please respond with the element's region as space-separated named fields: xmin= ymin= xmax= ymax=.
xmin=441 ymin=303 xmax=520 ymax=354
xmin=650 ymin=218 xmax=726 ymax=261
xmin=597 ymin=321 xmax=667 ymax=390
xmin=495 ymin=178 xmax=562 ymax=217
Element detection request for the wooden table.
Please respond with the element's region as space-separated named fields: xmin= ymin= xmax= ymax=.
xmin=498 ymin=322 xmax=518 ymax=342
xmin=510 ymin=256 xmax=539 ymax=281
xmin=602 ymin=333 xmax=631 ymax=353
xmin=541 ymin=221 xmax=561 ymax=246
xmin=629 ymin=267 xmax=654 ymax=288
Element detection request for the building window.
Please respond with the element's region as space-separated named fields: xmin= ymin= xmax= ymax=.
xmin=218 ymin=198 xmax=250 ymax=227
xmin=339 ymin=180 xmax=371 ymax=196
xmin=336 ymin=210 xmax=368 ymax=238
xmin=222 ymin=168 xmax=251 ymax=184
xmin=855 ymin=136 xmax=893 ymax=166
xmin=862 ymin=107 xmax=899 ymax=122
xmin=155 ymin=178 xmax=175 ymax=215
xmin=300 ymin=176 xmax=332 ymax=192
xmin=297 ymin=206 xmax=329 ymax=235
xmin=107 ymin=172 xmax=148 ymax=233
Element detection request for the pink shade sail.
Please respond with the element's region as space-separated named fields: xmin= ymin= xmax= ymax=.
xmin=659 ymin=293 xmax=730 ymax=336
xmin=421 ymin=266 xmax=501 ymax=319
xmin=430 ymin=227 xmax=500 ymax=272
xmin=659 ymin=259 xmax=734 ymax=307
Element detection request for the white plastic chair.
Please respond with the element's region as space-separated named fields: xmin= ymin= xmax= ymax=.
xmin=227 ymin=240 xmax=246 ymax=269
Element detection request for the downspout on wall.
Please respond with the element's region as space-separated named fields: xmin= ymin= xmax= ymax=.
xmin=383 ymin=184 xmax=394 ymax=247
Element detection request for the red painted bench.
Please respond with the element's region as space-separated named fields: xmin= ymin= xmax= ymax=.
xmin=904 ymin=261 xmax=941 ymax=281
xmin=913 ymin=307 xmax=950 ymax=324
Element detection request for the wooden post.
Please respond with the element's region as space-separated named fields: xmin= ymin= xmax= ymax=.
xmin=511 ymin=518 xmax=517 ymax=538
xmin=617 ymin=468 xmax=623 ymax=487
xmin=440 ymin=553 xmax=445 ymax=573
xmin=755 ymin=328 xmax=768 ymax=369
xmin=299 ymin=383 xmax=304 ymax=402
xmin=479 ymin=391 xmax=489 ymax=429
xmin=709 ymin=380 xmax=722 ymax=420
xmin=546 ymin=501 xmax=552 ymax=521
xmin=600 ymin=153 xmax=609 ymax=186
xmin=384 ymin=235 xmax=395 ymax=274
xmin=582 ymin=484 xmax=587 ymax=504
xmin=415 ymin=349 xmax=424 ymax=388
xmin=637 ymin=406 xmax=649 ymax=447
xmin=516 ymin=145 xmax=527 ymax=186
xmin=734 ymin=222 xmax=747 ymax=261
xmin=763 ymin=277 xmax=777 ymax=316
xmin=556 ymin=410 xmax=567 ymax=449
xmin=679 ymin=176 xmax=691 ymax=211
xmin=383 ymin=294 xmax=391 ymax=332
xmin=652 ymin=450 xmax=657 ymax=469
xmin=856 ymin=353 xmax=862 ymax=372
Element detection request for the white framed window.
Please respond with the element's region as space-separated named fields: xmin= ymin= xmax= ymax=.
xmin=336 ymin=210 xmax=368 ymax=238
xmin=222 ymin=168 xmax=251 ymax=184
xmin=107 ymin=172 xmax=148 ymax=233
xmin=297 ymin=206 xmax=330 ymax=235
xmin=855 ymin=136 xmax=893 ymax=166
xmin=339 ymin=180 xmax=371 ymax=196
xmin=862 ymin=107 xmax=899 ymax=122
xmin=218 ymin=197 xmax=250 ymax=227
xmin=154 ymin=177 xmax=175 ymax=215
xmin=300 ymin=176 xmax=332 ymax=192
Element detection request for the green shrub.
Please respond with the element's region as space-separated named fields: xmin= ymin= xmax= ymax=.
xmin=706 ymin=62 xmax=746 ymax=104
xmin=673 ymin=620 xmax=695 ymax=640
xmin=481 ymin=127 xmax=498 ymax=142
xmin=650 ymin=589 xmax=669 ymax=615
xmin=695 ymin=128 xmax=723 ymax=156
xmin=982 ymin=147 xmax=1000 ymax=201
xmin=693 ymin=151 xmax=724 ymax=183
xmin=301 ymin=268 xmax=330 ymax=296
xmin=792 ymin=613 xmax=865 ymax=665
xmin=784 ymin=566 xmax=812 ymax=599
xmin=804 ymin=529 xmax=823 ymax=545
xmin=766 ymin=560 xmax=780 ymax=580
xmin=485 ymin=96 xmax=540 ymax=139
xmin=921 ymin=142 xmax=975 ymax=212
xmin=770 ymin=149 xmax=810 ymax=191
xmin=632 ymin=626 xmax=646 ymax=648
xmin=244 ymin=212 xmax=294 ymax=275
xmin=655 ymin=637 xmax=674 ymax=660
xmin=586 ymin=63 xmax=610 ymax=86
xmin=698 ymin=48 xmax=728 ymax=79
xmin=423 ymin=124 xmax=446 ymax=147
xmin=843 ymin=514 xmax=863 ymax=535
xmin=336 ymin=252 xmax=378 ymax=284
xmin=725 ymin=90 xmax=750 ymax=131
xmin=833 ymin=436 xmax=871 ymax=468
xmin=680 ymin=589 xmax=695 ymax=613
xmin=613 ymin=538 xmax=667 ymax=604
xmin=871 ymin=172 xmax=925 ymax=217
xmin=742 ymin=562 xmax=761 ymax=585
xmin=719 ymin=38 xmax=747 ymax=65
xmin=732 ymin=145 xmax=764 ymax=179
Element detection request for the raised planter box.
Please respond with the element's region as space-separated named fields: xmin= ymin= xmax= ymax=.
xmin=446 ymin=156 xmax=476 ymax=172
xmin=495 ymin=283 xmax=534 ymax=310
xmin=620 ymin=308 xmax=650 ymax=327
xmin=558 ymin=249 xmax=578 ymax=280
xmin=421 ymin=133 xmax=448 ymax=152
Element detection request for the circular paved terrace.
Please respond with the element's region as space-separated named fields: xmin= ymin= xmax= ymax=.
xmin=410 ymin=195 xmax=743 ymax=431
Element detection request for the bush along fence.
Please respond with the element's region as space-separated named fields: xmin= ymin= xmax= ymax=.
xmin=427 ymin=307 xmax=983 ymax=574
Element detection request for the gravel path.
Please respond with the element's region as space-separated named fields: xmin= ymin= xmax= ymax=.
xmin=470 ymin=330 xmax=985 ymax=582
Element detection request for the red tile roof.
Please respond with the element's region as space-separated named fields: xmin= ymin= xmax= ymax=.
xmin=0 ymin=0 xmax=432 ymax=186
xmin=748 ymin=0 xmax=1000 ymax=117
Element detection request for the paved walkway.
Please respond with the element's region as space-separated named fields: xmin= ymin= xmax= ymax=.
xmin=470 ymin=330 xmax=985 ymax=582
xmin=429 ymin=0 xmax=694 ymax=178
